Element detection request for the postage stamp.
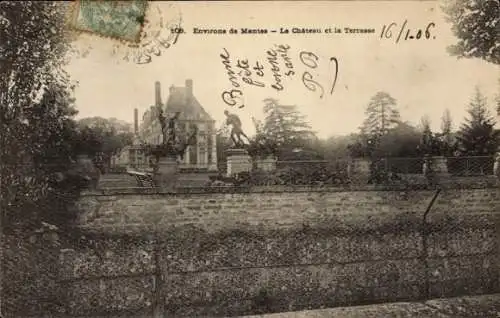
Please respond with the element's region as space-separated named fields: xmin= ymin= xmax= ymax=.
xmin=71 ymin=0 xmax=148 ymax=43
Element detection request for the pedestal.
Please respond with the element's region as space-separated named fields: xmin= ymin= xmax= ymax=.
xmin=154 ymin=156 xmax=178 ymax=190
xmin=433 ymin=156 xmax=449 ymax=175
xmin=226 ymin=148 xmax=252 ymax=177
xmin=347 ymin=157 xmax=370 ymax=184
xmin=423 ymin=156 xmax=449 ymax=176
xmin=256 ymin=156 xmax=277 ymax=172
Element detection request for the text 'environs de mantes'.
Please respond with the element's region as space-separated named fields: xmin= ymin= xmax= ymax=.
xmin=190 ymin=27 xmax=376 ymax=34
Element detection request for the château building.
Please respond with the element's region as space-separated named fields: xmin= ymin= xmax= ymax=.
xmin=140 ymin=80 xmax=218 ymax=171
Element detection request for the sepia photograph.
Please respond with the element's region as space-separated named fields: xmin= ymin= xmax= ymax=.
xmin=1 ymin=0 xmax=499 ymax=317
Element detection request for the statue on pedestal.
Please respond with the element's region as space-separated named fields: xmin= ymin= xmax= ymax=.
xmin=136 ymin=108 xmax=197 ymax=189
xmin=224 ymin=110 xmax=249 ymax=147
xmin=159 ymin=109 xmax=181 ymax=147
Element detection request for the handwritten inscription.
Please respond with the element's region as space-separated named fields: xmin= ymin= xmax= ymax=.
xmin=220 ymin=45 xmax=339 ymax=108
xmin=380 ymin=20 xmax=436 ymax=43
xmin=267 ymin=45 xmax=295 ymax=92
xmin=220 ymin=48 xmax=244 ymax=108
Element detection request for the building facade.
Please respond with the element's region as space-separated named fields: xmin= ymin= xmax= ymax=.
xmin=139 ymin=80 xmax=218 ymax=171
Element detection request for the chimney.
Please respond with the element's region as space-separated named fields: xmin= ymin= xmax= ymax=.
xmin=134 ymin=108 xmax=138 ymax=134
xmin=185 ymin=79 xmax=193 ymax=96
xmin=155 ymin=81 xmax=162 ymax=106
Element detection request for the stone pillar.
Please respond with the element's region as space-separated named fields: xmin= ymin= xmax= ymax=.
xmin=493 ymin=152 xmax=500 ymax=180
xmin=209 ymin=133 xmax=218 ymax=171
xmin=423 ymin=155 xmax=449 ymax=185
xmin=185 ymin=146 xmax=190 ymax=165
xmin=432 ymin=156 xmax=448 ymax=175
xmin=204 ymin=141 xmax=209 ymax=168
xmin=196 ymin=138 xmax=201 ymax=168
xmin=347 ymin=157 xmax=370 ymax=184
xmin=185 ymin=122 xmax=190 ymax=165
xmin=154 ymin=155 xmax=178 ymax=191
xmin=226 ymin=148 xmax=252 ymax=177
xmin=423 ymin=156 xmax=449 ymax=176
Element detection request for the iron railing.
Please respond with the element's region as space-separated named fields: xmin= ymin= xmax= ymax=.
xmin=100 ymin=155 xmax=500 ymax=188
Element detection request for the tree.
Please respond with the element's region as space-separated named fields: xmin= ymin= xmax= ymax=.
xmin=443 ymin=0 xmax=500 ymax=65
xmin=261 ymin=98 xmax=316 ymax=158
xmin=419 ymin=115 xmax=433 ymax=152
xmin=378 ymin=122 xmax=422 ymax=157
xmin=360 ymin=92 xmax=400 ymax=137
xmin=420 ymin=115 xmax=432 ymax=133
xmin=0 ymin=2 xmax=79 ymax=229
xmin=215 ymin=124 xmax=232 ymax=172
xmin=497 ymin=90 xmax=500 ymax=117
xmin=77 ymin=117 xmax=134 ymax=168
xmin=359 ymin=92 xmax=401 ymax=156
xmin=456 ymin=87 xmax=499 ymax=155
xmin=246 ymin=117 xmax=279 ymax=158
xmin=496 ymin=78 xmax=500 ymax=117
xmin=441 ymin=109 xmax=453 ymax=136
xmin=439 ymin=108 xmax=456 ymax=154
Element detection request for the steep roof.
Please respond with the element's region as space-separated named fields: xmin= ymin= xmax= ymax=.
xmin=164 ymin=86 xmax=213 ymax=122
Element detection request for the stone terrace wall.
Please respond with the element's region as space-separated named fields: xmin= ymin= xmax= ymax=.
xmin=20 ymin=187 xmax=500 ymax=317
xmin=77 ymin=186 xmax=499 ymax=233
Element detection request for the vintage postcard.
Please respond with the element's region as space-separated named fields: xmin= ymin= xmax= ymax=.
xmin=1 ymin=1 xmax=499 ymax=317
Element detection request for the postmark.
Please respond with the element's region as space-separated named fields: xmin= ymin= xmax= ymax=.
xmin=113 ymin=2 xmax=183 ymax=64
xmin=71 ymin=0 xmax=148 ymax=43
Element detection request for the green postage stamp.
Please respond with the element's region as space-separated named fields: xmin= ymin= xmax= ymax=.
xmin=71 ymin=0 xmax=148 ymax=42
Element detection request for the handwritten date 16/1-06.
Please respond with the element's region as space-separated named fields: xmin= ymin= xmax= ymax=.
xmin=380 ymin=20 xmax=436 ymax=43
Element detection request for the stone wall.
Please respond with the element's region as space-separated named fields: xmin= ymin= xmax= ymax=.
xmin=8 ymin=186 xmax=500 ymax=317
xmin=77 ymin=186 xmax=499 ymax=233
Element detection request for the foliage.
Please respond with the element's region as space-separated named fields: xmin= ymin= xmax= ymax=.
xmin=260 ymin=98 xmax=316 ymax=157
xmin=246 ymin=117 xmax=279 ymax=158
xmin=497 ymin=91 xmax=500 ymax=117
xmin=416 ymin=114 xmax=458 ymax=156
xmin=360 ymin=92 xmax=401 ymax=138
xmin=456 ymin=87 xmax=499 ymax=155
xmin=441 ymin=108 xmax=455 ymax=146
xmin=76 ymin=117 xmax=134 ymax=169
xmin=420 ymin=115 xmax=435 ymax=154
xmin=216 ymin=125 xmax=232 ymax=172
xmin=441 ymin=109 xmax=453 ymax=136
xmin=0 ymin=2 xmax=81 ymax=230
xmin=378 ymin=122 xmax=422 ymax=157
xmin=323 ymin=134 xmax=359 ymax=159
xmin=496 ymin=78 xmax=500 ymax=116
xmin=208 ymin=163 xmax=350 ymax=187
xmin=443 ymin=0 xmax=500 ymax=65
xmin=348 ymin=122 xmax=421 ymax=158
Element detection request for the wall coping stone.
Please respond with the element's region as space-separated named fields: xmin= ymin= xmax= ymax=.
xmin=82 ymin=181 xmax=499 ymax=196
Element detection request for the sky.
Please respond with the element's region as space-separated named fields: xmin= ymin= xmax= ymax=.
xmin=66 ymin=1 xmax=499 ymax=138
